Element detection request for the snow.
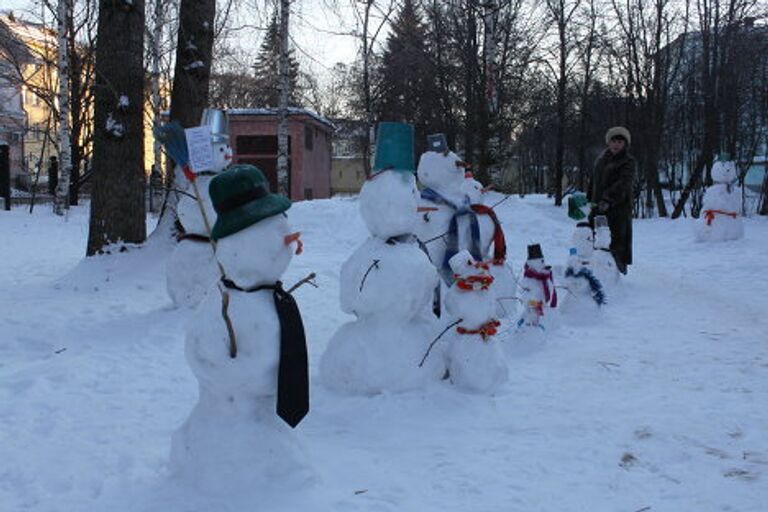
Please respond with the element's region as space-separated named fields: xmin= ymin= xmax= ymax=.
xmin=1 ymin=195 xmax=768 ymax=511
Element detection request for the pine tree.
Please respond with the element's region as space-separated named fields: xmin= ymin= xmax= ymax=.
xmin=375 ymin=0 xmax=439 ymax=154
xmin=252 ymin=14 xmax=300 ymax=107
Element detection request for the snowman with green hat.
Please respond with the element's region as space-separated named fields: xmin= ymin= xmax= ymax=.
xmin=319 ymin=122 xmax=445 ymax=394
xmin=170 ymin=164 xmax=314 ymax=492
xmin=165 ymin=108 xmax=233 ymax=309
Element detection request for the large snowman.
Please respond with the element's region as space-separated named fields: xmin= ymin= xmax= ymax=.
xmin=442 ymin=250 xmax=508 ymax=394
xmin=319 ymin=122 xmax=445 ymax=395
xmin=695 ymin=159 xmax=744 ymax=242
xmin=559 ymin=222 xmax=606 ymax=323
xmin=170 ymin=165 xmax=313 ymax=493
xmin=166 ymin=109 xmax=233 ymax=308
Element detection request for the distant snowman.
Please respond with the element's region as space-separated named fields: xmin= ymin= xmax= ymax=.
xmin=442 ymin=250 xmax=508 ymax=394
xmin=592 ymin=215 xmax=620 ymax=288
xmin=695 ymin=159 xmax=744 ymax=242
xmin=516 ymin=244 xmax=558 ymax=329
xmin=170 ymin=165 xmax=313 ymax=493
xmin=166 ymin=109 xmax=233 ymax=308
xmin=319 ymin=122 xmax=445 ymax=395
xmin=559 ymin=222 xmax=606 ymax=323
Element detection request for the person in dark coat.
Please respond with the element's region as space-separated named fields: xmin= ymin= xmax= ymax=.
xmin=588 ymin=126 xmax=636 ymax=274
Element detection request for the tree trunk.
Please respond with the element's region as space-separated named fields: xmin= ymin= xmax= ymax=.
xmin=150 ymin=0 xmax=164 ymax=213
xmin=53 ymin=0 xmax=72 ymax=216
xmin=168 ymin=0 xmax=216 ymax=129
xmin=277 ymin=0 xmax=291 ymax=197
xmin=86 ymin=0 xmax=146 ymax=256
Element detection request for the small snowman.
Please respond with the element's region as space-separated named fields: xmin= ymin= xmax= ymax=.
xmin=170 ymin=165 xmax=313 ymax=493
xmin=592 ymin=215 xmax=620 ymax=287
xmin=166 ymin=109 xmax=233 ymax=308
xmin=695 ymin=158 xmax=744 ymax=242
xmin=560 ymin=222 xmax=606 ymax=322
xmin=516 ymin=244 xmax=558 ymax=330
xmin=319 ymin=122 xmax=445 ymax=395
xmin=442 ymin=250 xmax=508 ymax=394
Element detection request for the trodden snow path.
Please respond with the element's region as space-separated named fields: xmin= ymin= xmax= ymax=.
xmin=0 ymin=196 xmax=766 ymax=512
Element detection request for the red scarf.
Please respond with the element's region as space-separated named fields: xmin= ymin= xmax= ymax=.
xmin=470 ymin=204 xmax=507 ymax=265
xmin=703 ymin=209 xmax=737 ymax=226
xmin=523 ymin=263 xmax=557 ymax=307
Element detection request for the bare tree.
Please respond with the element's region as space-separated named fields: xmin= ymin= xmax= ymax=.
xmin=277 ymin=0 xmax=291 ymax=196
xmin=86 ymin=0 xmax=146 ymax=255
xmin=52 ymin=0 xmax=71 ymax=215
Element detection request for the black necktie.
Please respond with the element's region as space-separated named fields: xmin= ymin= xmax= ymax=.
xmin=221 ymin=278 xmax=310 ymax=428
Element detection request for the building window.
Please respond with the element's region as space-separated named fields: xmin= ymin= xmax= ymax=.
xmin=236 ymin=135 xmax=292 ymax=155
xmin=304 ymin=125 xmax=313 ymax=150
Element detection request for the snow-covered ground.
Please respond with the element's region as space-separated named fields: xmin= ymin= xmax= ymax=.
xmin=1 ymin=195 xmax=766 ymax=512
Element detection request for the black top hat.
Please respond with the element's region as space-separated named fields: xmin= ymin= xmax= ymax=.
xmin=527 ymin=243 xmax=544 ymax=260
xmin=576 ymin=221 xmax=592 ymax=229
xmin=427 ymin=133 xmax=448 ymax=153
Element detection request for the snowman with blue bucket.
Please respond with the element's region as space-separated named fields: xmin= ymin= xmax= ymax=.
xmin=170 ymin=164 xmax=314 ymax=492
xmin=319 ymin=122 xmax=445 ymax=395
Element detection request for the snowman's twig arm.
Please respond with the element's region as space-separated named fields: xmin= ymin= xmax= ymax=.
xmin=287 ymin=272 xmax=318 ymax=294
xmin=418 ymin=319 xmax=463 ymax=368
xmin=219 ymin=286 xmax=238 ymax=358
xmin=490 ymin=195 xmax=512 ymax=209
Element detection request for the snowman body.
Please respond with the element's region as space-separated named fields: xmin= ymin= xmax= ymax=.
xmin=441 ymin=251 xmax=507 ymax=394
xmin=592 ymin=224 xmax=620 ymax=288
xmin=695 ymin=161 xmax=744 ymax=242
xmin=170 ymin=214 xmax=314 ymax=491
xmin=320 ymin=171 xmax=444 ymax=394
xmin=166 ymin=142 xmax=232 ymax=308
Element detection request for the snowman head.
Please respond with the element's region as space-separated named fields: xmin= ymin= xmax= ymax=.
xmin=201 ymin=108 xmax=233 ymax=173
xmin=572 ymin=222 xmax=594 ymax=259
xmin=461 ymin=172 xmax=484 ymax=204
xmin=359 ymin=169 xmax=419 ymax=238
xmin=417 ymin=150 xmax=465 ymax=194
xmin=448 ymin=250 xmax=477 ymax=277
xmin=210 ymin=165 xmax=299 ymax=285
xmin=711 ymin=160 xmax=737 ymax=184
xmin=592 ymin=216 xmax=611 ymax=249
xmin=526 ymin=244 xmax=547 ymax=272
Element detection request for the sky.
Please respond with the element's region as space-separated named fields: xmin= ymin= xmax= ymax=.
xmin=2 ymin=0 xmax=363 ymax=74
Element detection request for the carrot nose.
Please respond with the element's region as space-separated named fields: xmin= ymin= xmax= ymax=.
xmin=284 ymin=232 xmax=303 ymax=255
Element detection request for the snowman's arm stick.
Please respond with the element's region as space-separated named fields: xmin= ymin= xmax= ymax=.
xmin=418 ymin=319 xmax=463 ymax=368
xmin=183 ymin=164 xmax=237 ymax=358
xmin=287 ymin=272 xmax=318 ymax=294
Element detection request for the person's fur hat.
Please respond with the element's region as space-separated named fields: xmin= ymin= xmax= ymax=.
xmin=605 ymin=126 xmax=631 ymax=146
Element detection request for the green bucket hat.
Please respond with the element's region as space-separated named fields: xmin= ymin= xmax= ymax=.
xmin=373 ymin=122 xmax=415 ymax=172
xmin=209 ymin=164 xmax=291 ymax=241
xmin=567 ymin=192 xmax=589 ymax=220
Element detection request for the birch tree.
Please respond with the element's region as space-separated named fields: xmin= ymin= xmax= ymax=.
xmin=276 ymin=0 xmax=291 ymax=196
xmin=52 ymin=0 xmax=72 ymax=215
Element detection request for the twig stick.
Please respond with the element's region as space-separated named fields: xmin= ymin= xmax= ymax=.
xmin=359 ymin=259 xmax=380 ymax=292
xmin=220 ymin=287 xmax=238 ymax=358
xmin=491 ymin=195 xmax=512 ymax=209
xmin=287 ymin=272 xmax=318 ymax=294
xmin=419 ymin=319 xmax=463 ymax=367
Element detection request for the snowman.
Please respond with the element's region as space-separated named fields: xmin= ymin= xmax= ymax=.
xmin=516 ymin=244 xmax=558 ymax=330
xmin=170 ymin=165 xmax=313 ymax=492
xmin=592 ymin=215 xmax=620 ymax=287
xmin=166 ymin=109 xmax=233 ymax=308
xmin=442 ymin=250 xmax=508 ymax=394
xmin=695 ymin=159 xmax=744 ymax=242
xmin=415 ymin=134 xmax=512 ymax=315
xmin=319 ymin=123 xmax=444 ymax=395
xmin=559 ymin=222 xmax=606 ymax=322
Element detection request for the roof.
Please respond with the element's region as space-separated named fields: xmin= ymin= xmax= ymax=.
xmin=228 ymin=107 xmax=336 ymax=131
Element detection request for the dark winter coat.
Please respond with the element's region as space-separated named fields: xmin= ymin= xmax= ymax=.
xmin=589 ymin=148 xmax=636 ymax=267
